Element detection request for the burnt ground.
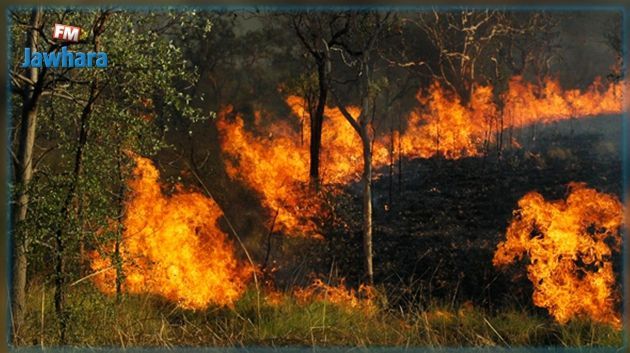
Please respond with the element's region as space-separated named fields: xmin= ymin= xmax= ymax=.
xmin=305 ymin=114 xmax=624 ymax=312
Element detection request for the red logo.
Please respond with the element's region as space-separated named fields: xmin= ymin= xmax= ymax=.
xmin=52 ymin=24 xmax=81 ymax=43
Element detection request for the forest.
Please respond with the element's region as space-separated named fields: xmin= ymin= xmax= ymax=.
xmin=7 ymin=7 xmax=626 ymax=348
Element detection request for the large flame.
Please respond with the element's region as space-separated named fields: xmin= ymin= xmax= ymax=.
xmin=400 ymin=76 xmax=624 ymax=159
xmin=90 ymin=156 xmax=253 ymax=309
xmin=504 ymin=76 xmax=624 ymax=126
xmin=216 ymin=101 xmax=389 ymax=237
xmin=493 ymin=183 xmax=623 ymax=328
xmin=217 ymin=76 xmax=623 ymax=237
xmin=398 ymin=82 xmax=494 ymax=159
xmin=285 ymin=96 xmax=390 ymax=183
xmin=216 ymin=106 xmax=322 ymax=236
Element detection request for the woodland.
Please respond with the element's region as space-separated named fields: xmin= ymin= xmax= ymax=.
xmin=8 ymin=8 xmax=625 ymax=348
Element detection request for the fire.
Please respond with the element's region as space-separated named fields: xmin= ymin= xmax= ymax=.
xmin=285 ymin=96 xmax=390 ymax=183
xmin=217 ymin=76 xmax=623 ymax=237
xmin=90 ymin=156 xmax=253 ymax=309
xmin=216 ymin=105 xmax=324 ymax=237
xmin=493 ymin=182 xmax=623 ymax=328
xmin=398 ymin=82 xmax=494 ymax=159
xmin=504 ymin=76 xmax=624 ymax=126
xmin=216 ymin=99 xmax=389 ymax=237
xmin=400 ymin=76 xmax=624 ymax=159
xmin=293 ymin=278 xmax=376 ymax=313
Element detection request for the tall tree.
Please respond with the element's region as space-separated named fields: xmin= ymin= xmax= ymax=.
xmin=10 ymin=7 xmax=43 ymax=336
xmin=326 ymin=11 xmax=390 ymax=285
xmin=291 ymin=12 xmax=351 ymax=189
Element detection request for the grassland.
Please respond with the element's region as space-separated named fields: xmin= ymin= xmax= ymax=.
xmin=13 ymin=281 xmax=623 ymax=348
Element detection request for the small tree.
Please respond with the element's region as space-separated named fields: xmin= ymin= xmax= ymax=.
xmin=290 ymin=12 xmax=352 ymax=189
xmin=326 ymin=11 xmax=391 ymax=285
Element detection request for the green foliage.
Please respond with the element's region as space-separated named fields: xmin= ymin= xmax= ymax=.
xmin=9 ymin=8 xmax=207 ymax=284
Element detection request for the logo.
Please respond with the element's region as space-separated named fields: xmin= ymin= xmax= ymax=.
xmin=53 ymin=24 xmax=80 ymax=43
xmin=20 ymin=24 xmax=108 ymax=68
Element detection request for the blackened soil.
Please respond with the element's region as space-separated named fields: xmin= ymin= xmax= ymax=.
xmin=317 ymin=115 xmax=623 ymax=312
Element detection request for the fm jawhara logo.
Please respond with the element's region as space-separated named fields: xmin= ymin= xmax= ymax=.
xmin=21 ymin=23 xmax=108 ymax=68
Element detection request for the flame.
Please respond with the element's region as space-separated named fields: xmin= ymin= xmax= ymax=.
xmin=285 ymin=96 xmax=390 ymax=183
xmin=504 ymin=76 xmax=624 ymax=126
xmin=90 ymin=155 xmax=253 ymax=309
xmin=400 ymin=76 xmax=624 ymax=159
xmin=293 ymin=278 xmax=376 ymax=313
xmin=217 ymin=76 xmax=623 ymax=237
xmin=398 ymin=82 xmax=494 ymax=159
xmin=493 ymin=182 xmax=623 ymax=328
xmin=216 ymin=105 xmax=323 ymax=237
xmin=217 ymin=99 xmax=390 ymax=237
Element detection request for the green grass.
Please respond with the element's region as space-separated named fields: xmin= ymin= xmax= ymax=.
xmin=13 ymin=282 xmax=623 ymax=348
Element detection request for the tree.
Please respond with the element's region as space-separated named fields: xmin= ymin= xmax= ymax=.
xmin=10 ymin=7 xmax=43 ymax=335
xmin=381 ymin=10 xmax=555 ymax=103
xmin=9 ymin=8 xmax=206 ymax=344
xmin=326 ymin=11 xmax=391 ymax=285
xmin=291 ymin=12 xmax=352 ymax=189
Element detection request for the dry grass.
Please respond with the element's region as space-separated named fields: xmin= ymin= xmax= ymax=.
xmin=12 ymin=281 xmax=623 ymax=348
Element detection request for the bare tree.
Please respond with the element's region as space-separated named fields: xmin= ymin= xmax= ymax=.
xmin=326 ymin=11 xmax=390 ymax=285
xmin=291 ymin=12 xmax=351 ymax=189
xmin=392 ymin=9 xmax=555 ymax=102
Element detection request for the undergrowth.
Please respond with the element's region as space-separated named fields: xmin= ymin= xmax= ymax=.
xmin=13 ymin=282 xmax=623 ymax=348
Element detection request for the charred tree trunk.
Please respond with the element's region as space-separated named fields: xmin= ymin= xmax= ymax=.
xmin=309 ymin=60 xmax=329 ymax=189
xmin=11 ymin=8 xmax=43 ymax=339
xmin=292 ymin=14 xmax=350 ymax=190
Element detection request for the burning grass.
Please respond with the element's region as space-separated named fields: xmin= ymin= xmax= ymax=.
xmin=17 ymin=281 xmax=623 ymax=347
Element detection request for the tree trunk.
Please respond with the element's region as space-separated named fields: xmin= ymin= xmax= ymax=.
xmin=359 ymin=55 xmax=374 ymax=286
xmin=114 ymin=149 xmax=125 ymax=300
xmin=388 ymin=112 xmax=394 ymax=206
xmin=360 ymin=130 xmax=374 ymax=285
xmin=54 ymin=14 xmax=106 ymax=343
xmin=11 ymin=8 xmax=43 ymax=340
xmin=324 ymin=18 xmax=384 ymax=285
xmin=55 ymin=81 xmax=96 ymax=343
xmin=309 ymin=60 xmax=328 ymax=190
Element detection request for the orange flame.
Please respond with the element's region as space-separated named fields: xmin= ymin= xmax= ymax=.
xmin=401 ymin=76 xmax=624 ymax=159
xmin=504 ymin=76 xmax=624 ymax=126
xmin=398 ymin=82 xmax=494 ymax=159
xmin=285 ymin=96 xmax=390 ymax=183
xmin=216 ymin=100 xmax=390 ymax=237
xmin=293 ymin=278 xmax=376 ymax=313
xmin=493 ymin=183 xmax=623 ymax=328
xmin=90 ymin=156 xmax=253 ymax=309
xmin=216 ymin=106 xmax=323 ymax=237
xmin=217 ymin=76 xmax=623 ymax=237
